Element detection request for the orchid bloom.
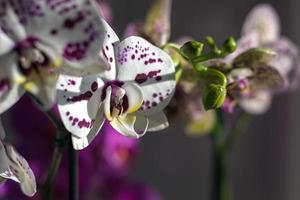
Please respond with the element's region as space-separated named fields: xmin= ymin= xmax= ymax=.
xmin=123 ymin=0 xmax=171 ymax=47
xmin=215 ymin=4 xmax=300 ymax=114
xmin=0 ymin=120 xmax=36 ymax=197
xmin=57 ymin=19 xmax=175 ymax=150
xmin=0 ymin=0 xmax=106 ymax=113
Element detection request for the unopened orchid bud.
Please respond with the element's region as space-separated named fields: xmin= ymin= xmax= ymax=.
xmin=180 ymin=41 xmax=204 ymax=60
xmin=202 ymin=84 xmax=227 ymax=110
xmin=222 ymin=37 xmax=237 ymax=54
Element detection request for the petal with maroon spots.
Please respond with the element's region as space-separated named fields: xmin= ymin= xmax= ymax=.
xmin=57 ymin=74 xmax=105 ymax=140
xmin=71 ymin=103 xmax=106 ymax=150
xmin=98 ymin=19 xmax=119 ymax=80
xmin=0 ymin=52 xmax=25 ymax=114
xmin=115 ymin=36 xmax=176 ymax=115
xmin=14 ymin=0 xmax=110 ymax=75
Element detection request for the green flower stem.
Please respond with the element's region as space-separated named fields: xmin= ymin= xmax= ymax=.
xmin=225 ymin=112 xmax=253 ymax=151
xmin=39 ymin=109 xmax=69 ymax=200
xmin=161 ymin=42 xmax=181 ymax=53
xmin=40 ymin=142 xmax=64 ymax=200
xmin=211 ymin=111 xmax=231 ymax=200
xmin=68 ymin=136 xmax=79 ymax=200
xmin=28 ymin=94 xmax=77 ymax=200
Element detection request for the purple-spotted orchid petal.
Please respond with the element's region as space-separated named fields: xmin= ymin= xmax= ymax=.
xmin=242 ymin=4 xmax=280 ymax=44
xmin=57 ymin=74 xmax=106 ymax=150
xmin=0 ymin=0 xmax=110 ymax=75
xmin=0 ymin=0 xmax=114 ymax=112
xmin=115 ymin=36 xmax=175 ymax=115
xmin=0 ymin=121 xmax=36 ymax=197
xmin=57 ymin=19 xmax=175 ymax=149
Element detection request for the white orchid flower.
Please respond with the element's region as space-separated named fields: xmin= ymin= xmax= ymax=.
xmin=57 ymin=19 xmax=176 ymax=150
xmin=0 ymin=0 xmax=107 ymax=113
xmin=0 ymin=120 xmax=36 ymax=197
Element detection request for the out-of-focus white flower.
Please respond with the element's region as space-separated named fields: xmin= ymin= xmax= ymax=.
xmin=0 ymin=120 xmax=36 ymax=197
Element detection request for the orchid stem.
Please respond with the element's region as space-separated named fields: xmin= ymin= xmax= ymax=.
xmin=28 ymin=94 xmax=70 ymax=200
xmin=225 ymin=112 xmax=253 ymax=151
xmin=39 ymin=110 xmax=69 ymax=200
xmin=68 ymin=137 xmax=79 ymax=200
xmin=211 ymin=111 xmax=231 ymax=200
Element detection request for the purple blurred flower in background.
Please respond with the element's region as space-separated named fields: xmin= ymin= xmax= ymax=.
xmin=111 ymin=181 xmax=161 ymax=200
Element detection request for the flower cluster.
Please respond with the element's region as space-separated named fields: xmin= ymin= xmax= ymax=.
xmin=0 ymin=0 xmax=175 ymax=197
xmin=0 ymin=0 xmax=299 ymax=199
xmin=218 ymin=4 xmax=300 ymax=114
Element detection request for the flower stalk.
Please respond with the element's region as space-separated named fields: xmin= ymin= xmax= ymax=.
xmin=211 ymin=111 xmax=231 ymax=200
xmin=68 ymin=137 xmax=79 ymax=200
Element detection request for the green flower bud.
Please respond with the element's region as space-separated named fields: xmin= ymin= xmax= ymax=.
xmin=222 ymin=37 xmax=237 ymax=54
xmin=180 ymin=41 xmax=204 ymax=60
xmin=202 ymin=68 xmax=227 ymax=87
xmin=202 ymin=84 xmax=227 ymax=110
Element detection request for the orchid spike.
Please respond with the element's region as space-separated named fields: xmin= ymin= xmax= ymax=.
xmin=0 ymin=0 xmax=107 ymax=113
xmin=57 ymin=19 xmax=176 ymax=150
xmin=0 ymin=120 xmax=36 ymax=197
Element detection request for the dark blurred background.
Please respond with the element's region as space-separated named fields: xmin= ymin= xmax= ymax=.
xmin=105 ymin=0 xmax=300 ymax=199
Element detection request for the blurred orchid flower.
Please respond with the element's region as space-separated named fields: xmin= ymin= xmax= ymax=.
xmin=0 ymin=0 xmax=107 ymax=112
xmin=95 ymin=0 xmax=113 ymax=24
xmin=0 ymin=120 xmax=36 ymax=197
xmin=123 ymin=0 xmax=171 ymax=46
xmin=213 ymin=4 xmax=300 ymax=114
xmin=57 ymin=19 xmax=176 ymax=150
xmin=124 ymin=0 xmax=215 ymax=135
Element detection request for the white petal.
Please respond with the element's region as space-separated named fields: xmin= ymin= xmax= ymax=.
xmin=0 ymin=120 xmax=5 ymax=140
xmin=240 ymin=91 xmax=272 ymax=114
xmin=57 ymin=74 xmax=105 ymax=139
xmin=122 ymin=82 xmax=144 ymax=114
xmin=242 ymin=4 xmax=280 ymax=43
xmin=0 ymin=28 xmax=14 ymax=55
xmin=103 ymin=86 xmax=112 ymax=120
xmin=0 ymin=52 xmax=25 ymax=114
xmin=110 ymin=114 xmax=149 ymax=138
xmin=264 ymin=37 xmax=299 ymax=77
xmin=4 ymin=144 xmax=36 ymax=197
xmin=115 ymin=36 xmax=176 ymax=115
xmin=72 ymin=103 xmax=106 ymax=150
xmin=0 ymin=2 xmax=27 ymax=41
xmin=12 ymin=0 xmax=115 ymax=76
xmin=0 ymin=140 xmax=9 ymax=174
xmin=98 ymin=19 xmax=119 ymax=80
xmin=147 ymin=111 xmax=169 ymax=131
